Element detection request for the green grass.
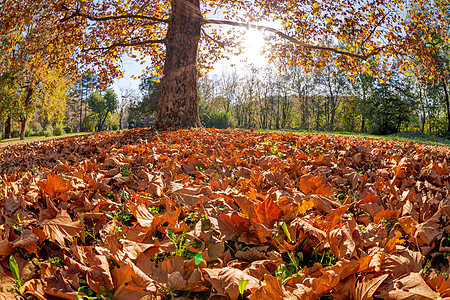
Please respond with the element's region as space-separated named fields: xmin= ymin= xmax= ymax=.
xmin=260 ymin=129 xmax=450 ymax=147
xmin=0 ymin=132 xmax=91 ymax=146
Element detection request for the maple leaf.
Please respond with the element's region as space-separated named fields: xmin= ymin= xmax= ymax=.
xmin=41 ymin=210 xmax=83 ymax=246
xmin=38 ymin=174 xmax=73 ymax=199
xmin=203 ymin=267 xmax=261 ymax=300
xmin=214 ymin=212 xmax=251 ymax=240
xmin=253 ymin=197 xmax=282 ymax=227
xmin=352 ymin=274 xmax=389 ymax=300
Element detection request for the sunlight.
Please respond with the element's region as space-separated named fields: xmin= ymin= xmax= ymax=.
xmin=241 ymin=29 xmax=268 ymax=66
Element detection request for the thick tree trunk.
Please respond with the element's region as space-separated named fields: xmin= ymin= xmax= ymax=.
xmin=154 ymin=0 xmax=202 ymax=129
xmin=4 ymin=115 xmax=11 ymax=139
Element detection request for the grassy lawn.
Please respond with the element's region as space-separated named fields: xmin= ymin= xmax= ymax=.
xmin=2 ymin=128 xmax=449 ymax=148
xmin=0 ymin=132 xmax=91 ymax=146
xmin=261 ymin=129 xmax=450 ymax=146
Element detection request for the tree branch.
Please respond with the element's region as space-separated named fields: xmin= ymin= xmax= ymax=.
xmin=201 ymin=28 xmax=226 ymax=48
xmin=82 ymin=39 xmax=165 ymax=52
xmin=60 ymin=8 xmax=169 ymax=24
xmin=359 ymin=13 xmax=388 ymax=49
xmin=203 ymin=19 xmax=381 ymax=60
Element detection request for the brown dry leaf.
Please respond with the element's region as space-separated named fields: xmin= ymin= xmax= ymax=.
xmin=203 ymin=267 xmax=261 ymax=300
xmin=377 ymin=272 xmax=439 ymax=300
xmin=214 ymin=212 xmax=251 ymax=240
xmin=398 ymin=216 xmax=418 ymax=237
xmin=0 ymin=265 xmax=17 ymax=300
xmin=19 ymin=279 xmax=46 ymax=300
xmin=41 ymin=210 xmax=83 ymax=246
xmin=253 ymin=197 xmax=282 ymax=227
xmin=38 ymin=173 xmax=73 ymax=199
xmin=298 ymin=174 xmax=334 ymax=196
xmin=0 ymin=238 xmax=13 ymax=256
xmin=352 ymin=274 xmax=389 ymax=300
xmin=327 ymin=219 xmax=357 ymax=259
xmin=86 ymin=253 xmax=114 ymax=294
xmin=12 ymin=229 xmax=40 ymax=254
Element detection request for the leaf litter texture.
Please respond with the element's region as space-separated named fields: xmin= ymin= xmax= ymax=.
xmin=1 ymin=128 xmax=450 ymax=299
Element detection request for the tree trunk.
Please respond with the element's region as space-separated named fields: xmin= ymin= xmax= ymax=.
xmin=154 ymin=0 xmax=202 ymax=129
xmin=19 ymin=87 xmax=34 ymax=140
xmin=4 ymin=115 xmax=11 ymax=139
xmin=20 ymin=118 xmax=27 ymax=140
xmin=443 ymin=81 xmax=450 ymax=132
xmin=119 ymin=107 xmax=123 ymax=130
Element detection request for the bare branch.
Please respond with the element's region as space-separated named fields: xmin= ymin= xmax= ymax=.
xmin=203 ymin=19 xmax=381 ymax=60
xmin=81 ymin=39 xmax=165 ymax=52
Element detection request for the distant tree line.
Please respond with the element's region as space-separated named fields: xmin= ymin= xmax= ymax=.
xmin=196 ymin=61 xmax=450 ymax=137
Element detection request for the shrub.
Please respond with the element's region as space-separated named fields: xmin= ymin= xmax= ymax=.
xmin=44 ymin=126 xmax=53 ymax=137
xmin=112 ymin=124 xmax=118 ymax=131
xmin=25 ymin=129 xmax=33 ymax=137
xmin=11 ymin=130 xmax=19 ymax=138
xmin=64 ymin=126 xmax=72 ymax=133
xmin=204 ymin=111 xmax=233 ymax=129
xmin=53 ymin=124 xmax=64 ymax=136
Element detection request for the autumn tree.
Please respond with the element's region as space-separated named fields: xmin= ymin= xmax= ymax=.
xmin=1 ymin=1 xmax=78 ymax=139
xmin=4 ymin=0 xmax=447 ymax=129
xmin=88 ymin=89 xmax=118 ymax=132
xmin=15 ymin=0 xmax=439 ymax=129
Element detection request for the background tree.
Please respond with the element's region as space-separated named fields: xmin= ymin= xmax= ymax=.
xmin=88 ymin=89 xmax=118 ymax=132
xmin=34 ymin=0 xmax=449 ymax=129
xmin=127 ymin=78 xmax=160 ymax=127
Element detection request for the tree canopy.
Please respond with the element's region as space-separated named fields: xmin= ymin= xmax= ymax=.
xmin=88 ymin=89 xmax=118 ymax=132
xmin=2 ymin=0 xmax=450 ymax=128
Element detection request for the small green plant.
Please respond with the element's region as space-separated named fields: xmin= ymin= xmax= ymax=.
xmin=423 ymin=257 xmax=433 ymax=275
xmin=148 ymin=206 xmax=162 ymax=214
xmin=184 ymin=211 xmax=208 ymax=224
xmin=9 ymin=255 xmax=22 ymax=288
xmin=49 ymin=255 xmax=64 ymax=267
xmin=84 ymin=223 xmax=98 ymax=245
xmin=121 ymin=166 xmax=130 ymax=177
xmin=238 ymin=280 xmax=248 ymax=299
xmin=113 ymin=206 xmax=133 ymax=226
xmin=121 ymin=190 xmax=130 ymax=201
xmin=77 ymin=278 xmax=114 ymax=300
xmin=281 ymin=222 xmax=291 ymax=242
xmin=195 ymin=165 xmax=205 ymax=171
xmin=304 ymin=145 xmax=310 ymax=154
xmin=31 ymin=164 xmax=36 ymax=175
xmin=167 ymin=228 xmax=189 ymax=257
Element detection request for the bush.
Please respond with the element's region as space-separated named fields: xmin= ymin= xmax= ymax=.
xmin=204 ymin=111 xmax=233 ymax=129
xmin=64 ymin=126 xmax=72 ymax=134
xmin=44 ymin=126 xmax=53 ymax=137
xmin=11 ymin=130 xmax=19 ymax=138
xmin=25 ymin=129 xmax=33 ymax=137
xmin=112 ymin=124 xmax=118 ymax=131
xmin=53 ymin=124 xmax=64 ymax=136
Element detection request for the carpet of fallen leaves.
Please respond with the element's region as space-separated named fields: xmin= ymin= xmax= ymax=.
xmin=1 ymin=128 xmax=450 ymax=300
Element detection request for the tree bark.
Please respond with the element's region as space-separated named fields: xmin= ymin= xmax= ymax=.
xmin=19 ymin=86 xmax=34 ymax=140
xmin=19 ymin=117 xmax=27 ymax=140
xmin=443 ymin=81 xmax=450 ymax=132
xmin=4 ymin=115 xmax=11 ymax=139
xmin=154 ymin=0 xmax=202 ymax=129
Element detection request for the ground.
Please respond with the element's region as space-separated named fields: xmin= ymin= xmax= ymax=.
xmin=0 ymin=128 xmax=449 ymax=299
